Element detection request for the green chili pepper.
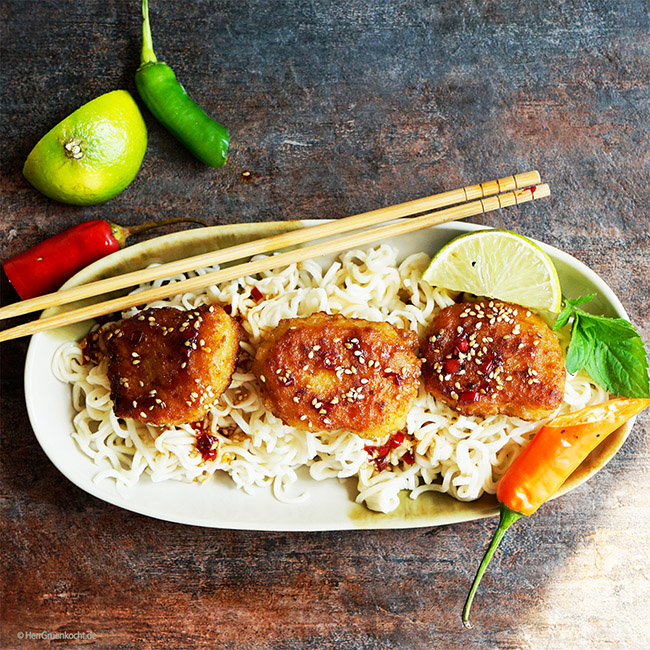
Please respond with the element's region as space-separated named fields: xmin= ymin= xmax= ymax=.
xmin=135 ymin=0 xmax=229 ymax=168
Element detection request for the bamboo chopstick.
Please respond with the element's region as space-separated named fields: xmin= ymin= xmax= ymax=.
xmin=0 ymin=171 xmax=540 ymax=321
xmin=0 ymin=183 xmax=549 ymax=343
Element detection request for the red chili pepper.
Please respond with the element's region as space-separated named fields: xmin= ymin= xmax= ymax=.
xmin=2 ymin=217 xmax=206 ymax=300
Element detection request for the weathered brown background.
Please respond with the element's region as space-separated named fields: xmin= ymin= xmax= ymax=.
xmin=1 ymin=1 xmax=650 ymax=648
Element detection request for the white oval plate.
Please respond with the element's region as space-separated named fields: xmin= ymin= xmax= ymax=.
xmin=24 ymin=221 xmax=632 ymax=530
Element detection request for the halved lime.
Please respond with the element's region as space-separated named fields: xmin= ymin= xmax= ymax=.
xmin=422 ymin=229 xmax=562 ymax=312
xmin=23 ymin=90 xmax=147 ymax=205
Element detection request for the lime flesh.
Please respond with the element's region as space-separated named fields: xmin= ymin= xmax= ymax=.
xmin=23 ymin=90 xmax=147 ymax=205
xmin=422 ymin=229 xmax=563 ymax=313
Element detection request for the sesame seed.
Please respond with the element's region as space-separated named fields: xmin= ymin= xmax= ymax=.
xmin=260 ymin=375 xmax=266 ymax=382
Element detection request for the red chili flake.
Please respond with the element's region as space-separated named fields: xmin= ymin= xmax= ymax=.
xmin=481 ymin=358 xmax=497 ymax=374
xmin=250 ymin=286 xmax=264 ymax=302
xmin=402 ymin=451 xmax=415 ymax=465
xmin=194 ymin=422 xmax=218 ymax=461
xmin=455 ymin=337 xmax=469 ymax=353
xmin=390 ymin=432 xmax=405 ymax=448
xmin=322 ymin=353 xmax=338 ymax=369
xmin=377 ymin=445 xmax=391 ymax=457
xmin=364 ymin=443 xmax=391 ymax=472
xmin=444 ymin=359 xmax=461 ymax=374
xmin=375 ymin=455 xmax=388 ymax=472
xmin=459 ymin=390 xmax=480 ymax=403
xmin=223 ymin=304 xmax=232 ymax=314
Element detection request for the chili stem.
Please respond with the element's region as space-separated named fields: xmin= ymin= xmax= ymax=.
xmin=123 ymin=217 xmax=208 ymax=237
xmin=462 ymin=503 xmax=522 ymax=628
xmin=141 ymin=0 xmax=157 ymax=65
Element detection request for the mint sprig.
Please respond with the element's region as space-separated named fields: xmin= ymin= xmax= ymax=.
xmin=553 ymin=295 xmax=650 ymax=398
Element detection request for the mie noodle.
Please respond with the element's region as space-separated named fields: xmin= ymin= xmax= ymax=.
xmin=53 ymin=245 xmax=607 ymax=513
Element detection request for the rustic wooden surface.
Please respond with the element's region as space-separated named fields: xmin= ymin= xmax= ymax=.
xmin=2 ymin=1 xmax=650 ymax=648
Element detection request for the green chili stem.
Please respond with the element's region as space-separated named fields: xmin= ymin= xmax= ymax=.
xmin=461 ymin=503 xmax=523 ymax=629
xmin=140 ymin=0 xmax=158 ymax=65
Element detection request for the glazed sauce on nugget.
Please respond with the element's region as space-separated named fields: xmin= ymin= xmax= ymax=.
xmin=82 ymin=305 xmax=239 ymax=427
xmin=421 ymin=300 xmax=565 ymax=420
xmin=252 ymin=312 xmax=422 ymax=440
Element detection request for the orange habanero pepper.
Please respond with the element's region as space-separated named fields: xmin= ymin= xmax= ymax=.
xmin=462 ymin=397 xmax=650 ymax=628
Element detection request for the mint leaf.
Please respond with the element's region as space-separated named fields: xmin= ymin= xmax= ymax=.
xmin=553 ymin=294 xmax=596 ymax=331
xmin=565 ymin=314 xmax=593 ymax=374
xmin=578 ymin=314 xmax=650 ymax=397
xmin=565 ymin=308 xmax=650 ymax=398
xmin=553 ymin=304 xmax=573 ymax=331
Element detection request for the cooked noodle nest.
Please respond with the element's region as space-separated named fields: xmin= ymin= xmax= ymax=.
xmin=53 ymin=245 xmax=607 ymax=514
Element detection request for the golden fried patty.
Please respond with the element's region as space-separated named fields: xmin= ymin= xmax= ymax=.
xmin=83 ymin=305 xmax=239 ymax=426
xmin=421 ymin=300 xmax=565 ymax=420
xmin=252 ymin=312 xmax=422 ymax=440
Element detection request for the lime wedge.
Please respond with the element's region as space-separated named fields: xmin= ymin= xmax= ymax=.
xmin=422 ymin=229 xmax=562 ymax=312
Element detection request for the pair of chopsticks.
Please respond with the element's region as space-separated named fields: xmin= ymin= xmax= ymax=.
xmin=0 ymin=171 xmax=548 ymax=342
